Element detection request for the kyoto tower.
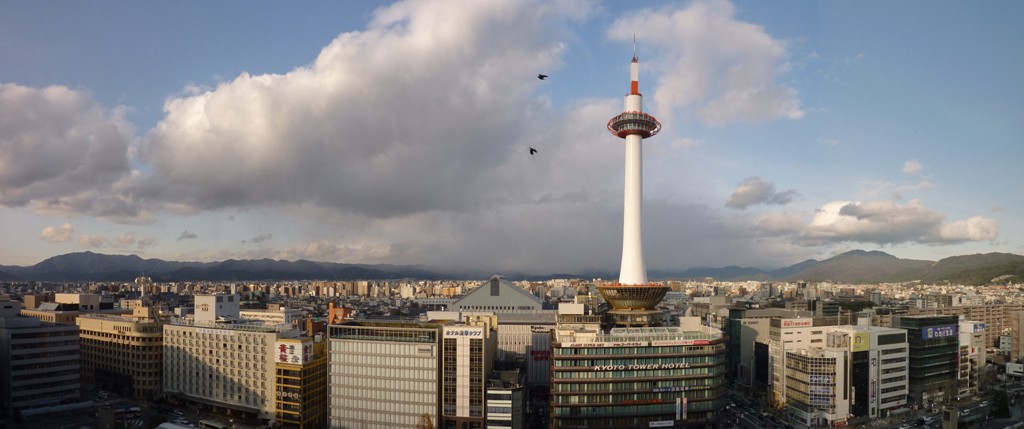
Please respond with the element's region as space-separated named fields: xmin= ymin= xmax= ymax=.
xmin=599 ymin=43 xmax=668 ymax=327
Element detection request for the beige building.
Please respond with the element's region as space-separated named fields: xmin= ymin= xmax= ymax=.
xmin=77 ymin=301 xmax=164 ymax=399
xmin=163 ymin=294 xmax=303 ymax=423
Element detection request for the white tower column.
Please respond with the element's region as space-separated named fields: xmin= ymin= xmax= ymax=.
xmin=608 ymin=54 xmax=659 ymax=286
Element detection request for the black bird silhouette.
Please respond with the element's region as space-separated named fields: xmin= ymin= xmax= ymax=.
xmin=537 ymin=74 xmax=548 ymax=80
xmin=529 ymin=147 xmax=538 ymax=155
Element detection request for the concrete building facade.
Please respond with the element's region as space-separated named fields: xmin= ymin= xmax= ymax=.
xmin=0 ymin=298 xmax=81 ymax=419
xmin=77 ymin=302 xmax=164 ymax=399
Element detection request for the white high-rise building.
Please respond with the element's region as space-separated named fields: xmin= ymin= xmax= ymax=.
xmin=163 ymin=294 xmax=302 ymax=422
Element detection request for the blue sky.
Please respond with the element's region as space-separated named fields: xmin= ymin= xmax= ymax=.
xmin=1 ymin=0 xmax=1021 ymax=275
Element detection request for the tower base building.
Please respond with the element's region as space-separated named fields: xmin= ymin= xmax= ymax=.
xmin=550 ymin=326 xmax=727 ymax=428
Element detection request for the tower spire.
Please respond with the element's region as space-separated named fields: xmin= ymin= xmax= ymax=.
xmin=632 ymin=33 xmax=637 ymax=62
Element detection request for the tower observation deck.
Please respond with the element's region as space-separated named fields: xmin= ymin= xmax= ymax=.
xmin=599 ymin=48 xmax=668 ymax=327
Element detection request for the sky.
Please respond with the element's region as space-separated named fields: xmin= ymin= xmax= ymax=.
xmin=1 ymin=0 xmax=1022 ymax=275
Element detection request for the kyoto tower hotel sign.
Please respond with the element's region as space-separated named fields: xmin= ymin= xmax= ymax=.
xmin=600 ymin=45 xmax=668 ymax=327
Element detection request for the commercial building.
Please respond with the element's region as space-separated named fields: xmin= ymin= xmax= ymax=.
xmin=957 ymin=321 xmax=986 ymax=399
xmin=908 ymin=303 xmax=1024 ymax=356
xmin=550 ymin=324 xmax=728 ymax=428
xmin=329 ymin=321 xmax=442 ymax=429
xmin=894 ymin=315 xmax=959 ymax=408
xmin=274 ymin=337 xmax=329 ymax=429
xmin=485 ymin=371 xmax=525 ymax=429
xmin=768 ymin=324 xmax=909 ymax=426
xmin=328 ymin=317 xmax=497 ymax=429
xmin=163 ymin=294 xmax=304 ymax=423
xmin=723 ymin=307 xmax=810 ymax=391
xmin=0 ymin=298 xmax=82 ymax=419
xmin=77 ymin=301 xmax=165 ymax=399
xmin=830 ymin=325 xmax=909 ymax=419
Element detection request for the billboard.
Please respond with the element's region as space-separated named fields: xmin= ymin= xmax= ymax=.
xmin=921 ymin=325 xmax=957 ymax=340
xmin=782 ymin=319 xmax=813 ymax=328
xmin=1008 ymin=362 xmax=1024 ymax=377
xmin=852 ymin=332 xmax=870 ymax=352
xmin=276 ymin=340 xmax=313 ymax=364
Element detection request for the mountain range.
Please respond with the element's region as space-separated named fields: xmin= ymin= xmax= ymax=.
xmin=0 ymin=250 xmax=1022 ymax=285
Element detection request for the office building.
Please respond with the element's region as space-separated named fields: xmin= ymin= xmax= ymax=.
xmin=909 ymin=304 xmax=1024 ymax=359
xmin=329 ymin=321 xmax=444 ymax=429
xmin=275 ymin=337 xmax=329 ymax=429
xmin=894 ymin=315 xmax=959 ymax=408
xmin=77 ymin=301 xmax=164 ymax=399
xmin=957 ymin=321 xmax=986 ymax=399
xmin=485 ymin=371 xmax=525 ymax=429
xmin=830 ymin=326 xmax=909 ymax=418
xmin=328 ymin=317 xmax=497 ymax=429
xmin=0 ymin=298 xmax=81 ymax=419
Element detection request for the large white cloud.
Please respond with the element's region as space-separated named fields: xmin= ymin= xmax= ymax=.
xmin=136 ymin=0 xmax=591 ymax=219
xmin=608 ymin=0 xmax=803 ymax=125
xmin=0 ymin=84 xmax=134 ymax=214
xmin=800 ymin=199 xmax=998 ymax=245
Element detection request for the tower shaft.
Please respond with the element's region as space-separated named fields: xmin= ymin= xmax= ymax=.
xmin=620 ymin=132 xmax=646 ymax=285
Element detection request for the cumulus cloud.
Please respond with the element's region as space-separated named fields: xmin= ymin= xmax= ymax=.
xmin=0 ymin=84 xmax=135 ymax=217
xmin=726 ymin=177 xmax=799 ymax=209
xmin=938 ymin=216 xmax=999 ymax=242
xmin=134 ymin=0 xmax=590 ymax=219
xmin=608 ymin=0 xmax=803 ymax=125
xmin=178 ymin=230 xmax=198 ymax=241
xmin=79 ymin=234 xmax=107 ymax=248
xmin=802 ymin=199 xmax=998 ymax=245
xmin=902 ymin=159 xmax=923 ymax=175
xmin=40 ymin=223 xmax=75 ymax=243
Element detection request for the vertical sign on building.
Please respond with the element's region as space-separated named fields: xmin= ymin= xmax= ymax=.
xmin=869 ymin=356 xmax=877 ymax=401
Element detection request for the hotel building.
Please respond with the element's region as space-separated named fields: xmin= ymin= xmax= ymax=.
xmin=550 ymin=323 xmax=728 ymax=429
xmin=163 ymin=294 xmax=304 ymax=423
xmin=77 ymin=301 xmax=165 ymax=399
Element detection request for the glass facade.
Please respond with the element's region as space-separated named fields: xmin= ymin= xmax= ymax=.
xmin=895 ymin=315 xmax=958 ymax=406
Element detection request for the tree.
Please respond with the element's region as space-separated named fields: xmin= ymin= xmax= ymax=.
xmin=416 ymin=413 xmax=434 ymax=429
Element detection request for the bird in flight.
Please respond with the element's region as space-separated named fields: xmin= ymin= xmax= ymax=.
xmin=537 ymin=74 xmax=548 ymax=80
xmin=529 ymin=147 xmax=538 ymax=155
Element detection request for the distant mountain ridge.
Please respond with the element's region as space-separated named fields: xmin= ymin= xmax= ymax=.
xmin=0 ymin=250 xmax=1022 ymax=285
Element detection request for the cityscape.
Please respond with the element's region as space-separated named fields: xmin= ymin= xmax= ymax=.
xmin=2 ymin=1 xmax=1024 ymax=429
